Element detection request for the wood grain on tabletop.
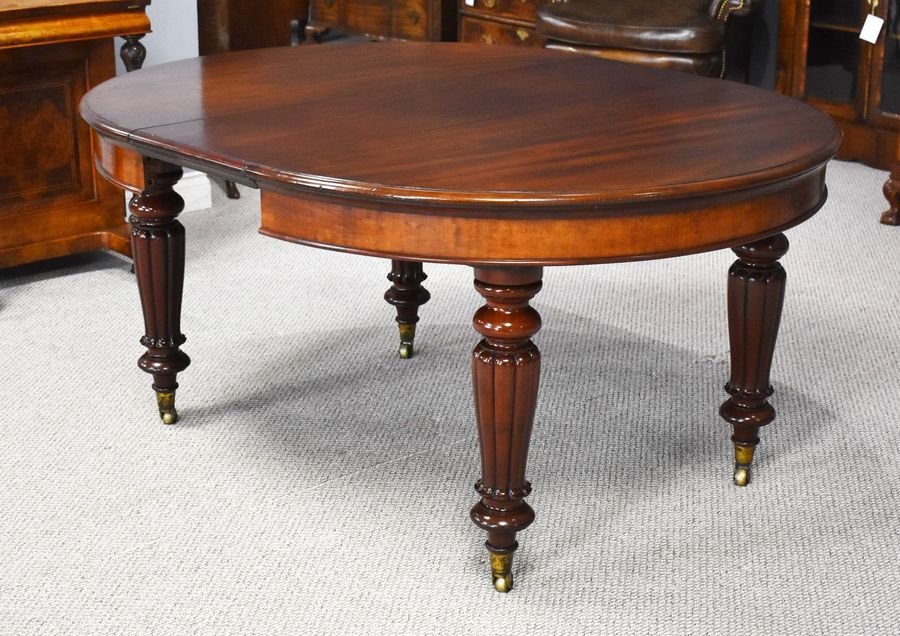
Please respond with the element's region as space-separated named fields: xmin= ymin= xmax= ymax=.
xmin=80 ymin=42 xmax=842 ymax=208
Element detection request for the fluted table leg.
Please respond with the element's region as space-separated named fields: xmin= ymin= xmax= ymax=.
xmin=469 ymin=266 xmax=542 ymax=592
xmin=129 ymin=157 xmax=191 ymax=424
xmin=720 ymin=233 xmax=788 ymax=486
xmin=384 ymin=260 xmax=430 ymax=359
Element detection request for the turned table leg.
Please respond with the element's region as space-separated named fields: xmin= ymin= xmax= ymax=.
xmin=120 ymin=35 xmax=146 ymax=72
xmin=881 ymin=164 xmax=900 ymax=225
xmin=304 ymin=24 xmax=330 ymax=43
xmin=470 ymin=266 xmax=542 ymax=592
xmin=384 ymin=260 xmax=430 ymax=358
xmin=129 ymin=157 xmax=191 ymax=424
xmin=224 ymin=180 xmax=240 ymax=199
xmin=720 ymin=233 xmax=788 ymax=486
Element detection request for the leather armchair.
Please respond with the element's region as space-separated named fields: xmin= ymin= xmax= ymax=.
xmin=536 ymin=0 xmax=761 ymax=80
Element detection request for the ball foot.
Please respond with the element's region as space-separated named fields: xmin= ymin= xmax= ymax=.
xmin=880 ymin=208 xmax=900 ymax=225
xmin=488 ymin=549 xmax=514 ymax=593
xmin=156 ymin=390 xmax=179 ymax=425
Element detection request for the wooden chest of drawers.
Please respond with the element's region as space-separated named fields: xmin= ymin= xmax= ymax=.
xmin=0 ymin=0 xmax=150 ymax=269
xmin=307 ymin=0 xmax=457 ymax=42
xmin=458 ymin=0 xmax=547 ymax=47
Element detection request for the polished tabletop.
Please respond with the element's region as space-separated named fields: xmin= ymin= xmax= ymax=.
xmin=81 ymin=42 xmax=840 ymax=209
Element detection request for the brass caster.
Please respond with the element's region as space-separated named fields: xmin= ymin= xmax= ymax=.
xmin=733 ymin=443 xmax=755 ymax=487
xmin=493 ymin=571 xmax=513 ymax=593
xmin=489 ymin=550 xmax=514 ymax=593
xmin=733 ymin=464 xmax=751 ymax=487
xmin=156 ymin=391 xmax=179 ymax=425
xmin=397 ymin=323 xmax=416 ymax=359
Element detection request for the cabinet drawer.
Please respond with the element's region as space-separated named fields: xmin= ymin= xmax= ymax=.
xmin=391 ymin=0 xmax=431 ymax=40
xmin=308 ymin=0 xmax=434 ymax=40
xmin=460 ymin=16 xmax=542 ymax=47
xmin=309 ymin=0 xmax=342 ymax=28
xmin=459 ymin=0 xmax=543 ymax=24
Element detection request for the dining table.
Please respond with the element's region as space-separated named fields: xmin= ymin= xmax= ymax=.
xmin=79 ymin=42 xmax=841 ymax=592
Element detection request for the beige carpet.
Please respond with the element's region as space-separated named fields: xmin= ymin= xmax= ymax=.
xmin=1 ymin=160 xmax=897 ymax=634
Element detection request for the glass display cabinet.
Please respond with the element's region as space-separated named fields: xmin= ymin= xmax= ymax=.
xmin=777 ymin=0 xmax=898 ymax=169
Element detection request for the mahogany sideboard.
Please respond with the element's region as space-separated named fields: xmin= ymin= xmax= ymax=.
xmin=0 ymin=0 xmax=150 ymax=269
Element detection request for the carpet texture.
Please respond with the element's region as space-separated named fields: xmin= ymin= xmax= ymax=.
xmin=1 ymin=160 xmax=897 ymax=634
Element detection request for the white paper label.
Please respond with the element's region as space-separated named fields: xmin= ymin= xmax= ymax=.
xmin=464 ymin=0 xmax=475 ymax=5
xmin=860 ymin=14 xmax=884 ymax=44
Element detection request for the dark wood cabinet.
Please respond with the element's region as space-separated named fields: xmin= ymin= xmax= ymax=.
xmin=306 ymin=0 xmax=457 ymax=42
xmin=458 ymin=0 xmax=547 ymax=47
xmin=0 ymin=0 xmax=150 ymax=268
xmin=197 ymin=0 xmax=309 ymax=54
xmin=777 ymin=0 xmax=899 ymax=169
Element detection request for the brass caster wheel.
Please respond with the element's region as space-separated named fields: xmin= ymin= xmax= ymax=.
xmin=732 ymin=443 xmax=755 ymax=487
xmin=733 ymin=464 xmax=751 ymax=487
xmin=493 ymin=572 xmax=513 ymax=593
xmin=397 ymin=323 xmax=416 ymax=359
xmin=489 ymin=550 xmax=514 ymax=593
xmin=156 ymin=391 xmax=179 ymax=425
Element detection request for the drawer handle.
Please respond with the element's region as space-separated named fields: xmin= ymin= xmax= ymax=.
xmin=516 ymin=28 xmax=529 ymax=41
xmin=483 ymin=0 xmax=496 ymax=7
xmin=481 ymin=33 xmax=496 ymax=45
xmin=409 ymin=10 xmax=420 ymax=23
xmin=325 ymin=0 xmax=334 ymax=7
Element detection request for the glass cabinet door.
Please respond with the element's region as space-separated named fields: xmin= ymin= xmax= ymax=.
xmin=805 ymin=0 xmax=863 ymax=103
xmin=880 ymin=0 xmax=900 ymax=114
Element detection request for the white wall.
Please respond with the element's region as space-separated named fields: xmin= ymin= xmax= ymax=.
xmin=114 ymin=1 xmax=209 ymax=210
xmin=114 ymin=0 xmax=199 ymax=75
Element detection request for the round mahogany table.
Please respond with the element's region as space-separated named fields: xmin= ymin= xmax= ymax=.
xmin=80 ymin=43 xmax=841 ymax=593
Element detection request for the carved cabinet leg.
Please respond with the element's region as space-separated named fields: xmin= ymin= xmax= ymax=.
xmin=470 ymin=266 xmax=542 ymax=592
xmin=120 ymin=35 xmax=147 ymax=72
xmin=383 ymin=260 xmax=430 ymax=359
xmin=129 ymin=157 xmax=191 ymax=424
xmin=881 ymin=164 xmax=900 ymax=225
xmin=719 ymin=233 xmax=788 ymax=486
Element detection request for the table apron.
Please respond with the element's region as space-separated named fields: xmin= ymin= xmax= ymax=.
xmin=90 ymin=136 xmax=829 ymax=265
xmin=258 ymin=172 xmax=827 ymax=265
